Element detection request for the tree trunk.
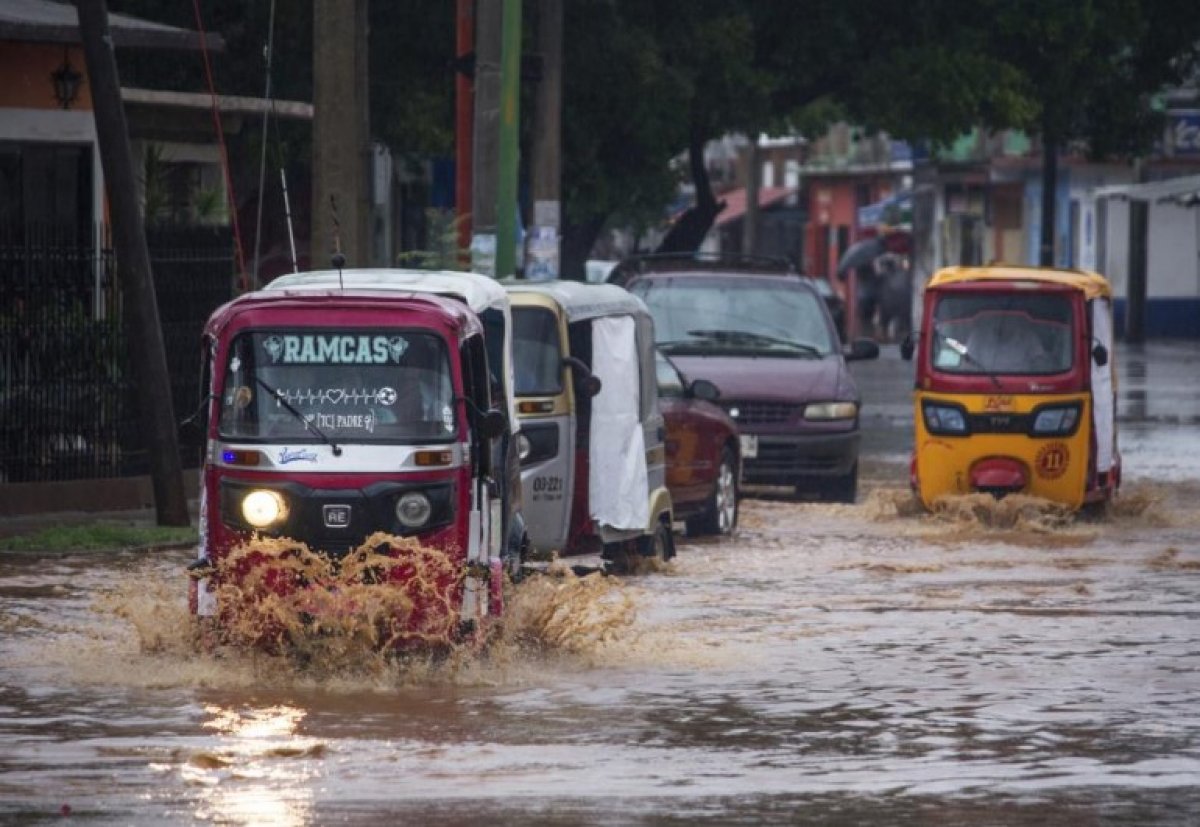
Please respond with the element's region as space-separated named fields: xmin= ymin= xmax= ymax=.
xmin=656 ymin=123 xmax=724 ymax=254
xmin=1039 ymin=127 xmax=1058 ymax=266
xmin=560 ymin=214 xmax=606 ymax=280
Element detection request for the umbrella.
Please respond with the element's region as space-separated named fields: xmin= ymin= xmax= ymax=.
xmin=837 ymin=230 xmax=913 ymax=277
xmin=836 ymin=236 xmax=885 ymax=276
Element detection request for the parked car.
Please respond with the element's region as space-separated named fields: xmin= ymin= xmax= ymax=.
xmin=622 ymin=254 xmax=879 ymax=502
xmin=656 ymin=351 xmax=740 ymax=536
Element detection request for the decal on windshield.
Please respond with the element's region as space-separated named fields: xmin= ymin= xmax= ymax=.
xmin=309 ymin=411 xmax=378 ymax=434
xmin=262 ymin=334 xmax=408 ymax=364
xmin=272 ymin=387 xmax=393 ymax=406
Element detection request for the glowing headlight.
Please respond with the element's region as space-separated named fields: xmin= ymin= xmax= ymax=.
xmin=1032 ymin=404 xmax=1081 ymax=435
xmin=241 ymin=489 xmax=288 ymax=528
xmin=805 ymin=401 xmax=858 ymax=420
xmin=395 ymin=492 xmax=433 ymax=528
xmin=517 ymin=432 xmax=532 ymax=460
xmin=922 ymin=402 xmax=968 ymax=435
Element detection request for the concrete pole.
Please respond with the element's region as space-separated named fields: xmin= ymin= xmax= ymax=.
xmin=471 ymin=0 xmax=502 ymax=275
xmin=494 ymin=0 xmax=522 ymax=280
xmin=1126 ymin=199 xmax=1148 ymax=344
xmin=313 ymin=0 xmax=369 ymax=269
xmin=529 ymin=0 xmax=561 ymax=280
xmin=743 ymin=137 xmax=760 ymax=255
xmin=76 ymin=0 xmax=189 ymax=526
xmin=455 ymin=0 xmax=474 ymax=260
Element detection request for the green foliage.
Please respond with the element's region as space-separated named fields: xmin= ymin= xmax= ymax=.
xmin=0 ymin=522 xmax=196 ymax=553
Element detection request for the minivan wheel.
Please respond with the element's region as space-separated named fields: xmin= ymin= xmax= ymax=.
xmin=686 ymin=444 xmax=738 ymax=537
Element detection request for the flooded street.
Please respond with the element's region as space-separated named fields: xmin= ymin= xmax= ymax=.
xmin=3 ymin=344 xmax=1199 ymax=825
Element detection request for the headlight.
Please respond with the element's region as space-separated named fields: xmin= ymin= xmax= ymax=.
xmin=395 ymin=492 xmax=433 ymax=528
xmin=517 ymin=432 xmax=532 ymax=460
xmin=1031 ymin=403 xmax=1081 ymax=436
xmin=922 ymin=402 xmax=968 ymax=435
xmin=241 ymin=490 xmax=288 ymax=528
xmin=804 ymin=401 xmax=858 ymax=421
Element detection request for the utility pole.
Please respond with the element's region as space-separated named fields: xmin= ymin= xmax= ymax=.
xmin=76 ymin=0 xmax=189 ymax=526
xmin=528 ymin=0 xmax=561 ymax=281
xmin=454 ymin=0 xmax=474 ymax=261
xmin=471 ymin=0 xmax=502 ymax=276
xmin=313 ymin=0 xmax=369 ymax=268
xmin=494 ymin=0 xmax=522 ymax=279
xmin=743 ymin=137 xmax=760 ymax=255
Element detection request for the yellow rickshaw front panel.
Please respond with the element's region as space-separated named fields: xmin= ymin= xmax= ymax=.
xmin=914 ymin=391 xmax=1091 ymax=509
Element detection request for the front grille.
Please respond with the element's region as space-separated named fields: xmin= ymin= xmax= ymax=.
xmin=966 ymin=412 xmax=1032 ymax=434
xmin=721 ymin=400 xmax=799 ymax=425
xmin=747 ymin=443 xmax=841 ymax=474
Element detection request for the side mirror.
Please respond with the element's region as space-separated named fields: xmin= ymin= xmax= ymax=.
xmin=689 ymin=378 xmax=720 ymax=402
xmin=1092 ymin=343 xmax=1109 ymax=367
xmin=845 ymin=338 xmax=880 ymax=362
xmin=563 ymin=356 xmax=603 ymax=397
xmin=899 ymin=333 xmax=915 ymax=361
xmin=480 ymin=409 xmax=508 ymax=440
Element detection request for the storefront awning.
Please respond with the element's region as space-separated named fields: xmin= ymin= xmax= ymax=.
xmin=1094 ymin=174 xmax=1200 ymax=207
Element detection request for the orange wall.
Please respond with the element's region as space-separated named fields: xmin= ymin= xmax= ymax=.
xmin=0 ymin=41 xmax=93 ymax=110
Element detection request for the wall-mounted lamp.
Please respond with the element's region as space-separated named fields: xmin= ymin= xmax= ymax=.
xmin=51 ymin=48 xmax=83 ymax=110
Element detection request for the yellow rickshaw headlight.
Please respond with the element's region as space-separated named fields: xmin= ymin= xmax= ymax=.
xmin=804 ymin=401 xmax=858 ymax=420
xmin=922 ymin=402 xmax=969 ymax=435
xmin=241 ymin=490 xmax=288 ymax=527
xmin=1031 ymin=403 xmax=1081 ymax=436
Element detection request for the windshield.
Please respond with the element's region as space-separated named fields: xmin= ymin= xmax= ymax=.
xmin=931 ymin=293 xmax=1074 ymax=375
xmin=630 ymin=278 xmax=834 ymax=356
xmin=512 ymin=307 xmax=563 ymax=396
xmin=218 ymin=330 xmax=456 ymax=443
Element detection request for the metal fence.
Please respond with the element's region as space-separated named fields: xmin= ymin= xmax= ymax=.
xmin=0 ymin=223 xmax=233 ymax=483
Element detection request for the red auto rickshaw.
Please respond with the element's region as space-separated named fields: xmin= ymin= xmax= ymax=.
xmin=187 ymin=284 xmax=511 ymax=648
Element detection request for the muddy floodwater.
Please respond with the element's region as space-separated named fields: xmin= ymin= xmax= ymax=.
xmin=3 ymin=347 xmax=1199 ymax=825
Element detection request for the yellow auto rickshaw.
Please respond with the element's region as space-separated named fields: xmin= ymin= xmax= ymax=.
xmin=900 ymin=265 xmax=1120 ymax=509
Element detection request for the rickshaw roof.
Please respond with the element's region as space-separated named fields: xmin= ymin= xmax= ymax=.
xmin=928 ymin=265 xmax=1113 ymax=299
xmin=504 ymin=280 xmax=649 ymax=322
xmin=264 ymin=268 xmax=509 ymax=314
xmin=204 ymin=289 xmax=481 ymax=340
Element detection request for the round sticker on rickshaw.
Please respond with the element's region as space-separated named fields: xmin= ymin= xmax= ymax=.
xmin=1035 ymin=442 xmax=1070 ymax=480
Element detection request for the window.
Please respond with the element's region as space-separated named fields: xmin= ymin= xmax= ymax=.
xmin=512 ymin=307 xmax=563 ymax=396
xmin=931 ymin=292 xmax=1074 ymax=376
xmin=218 ymin=329 xmax=456 ymax=442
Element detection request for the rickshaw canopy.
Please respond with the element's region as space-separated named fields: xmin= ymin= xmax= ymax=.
xmin=928 ymin=265 xmax=1113 ymax=300
xmin=505 ymin=280 xmax=651 ymax=322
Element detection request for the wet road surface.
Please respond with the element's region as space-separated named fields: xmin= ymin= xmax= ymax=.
xmin=1 ymin=342 xmax=1198 ymax=825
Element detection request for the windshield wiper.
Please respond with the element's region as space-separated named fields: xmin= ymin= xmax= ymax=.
xmin=933 ymin=326 xmax=1002 ymax=390
xmin=254 ymin=377 xmax=342 ymax=455
xmin=685 ymin=329 xmax=821 ymax=356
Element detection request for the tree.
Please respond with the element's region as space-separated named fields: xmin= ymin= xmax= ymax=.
xmin=847 ymin=0 xmax=1200 ymax=265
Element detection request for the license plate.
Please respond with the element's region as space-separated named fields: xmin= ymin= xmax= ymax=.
xmin=739 ymin=435 xmax=758 ymax=459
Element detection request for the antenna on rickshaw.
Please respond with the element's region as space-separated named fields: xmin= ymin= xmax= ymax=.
xmin=330 ymin=194 xmax=346 ymax=290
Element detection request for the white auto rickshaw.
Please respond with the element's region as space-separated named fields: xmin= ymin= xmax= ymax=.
xmin=504 ymin=281 xmax=675 ymax=570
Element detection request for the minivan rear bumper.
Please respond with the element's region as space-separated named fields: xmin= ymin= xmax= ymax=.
xmin=741 ymin=430 xmax=860 ymax=484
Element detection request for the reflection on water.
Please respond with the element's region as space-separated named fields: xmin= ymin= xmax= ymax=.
xmin=2 ymin=469 xmax=1199 ymax=823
